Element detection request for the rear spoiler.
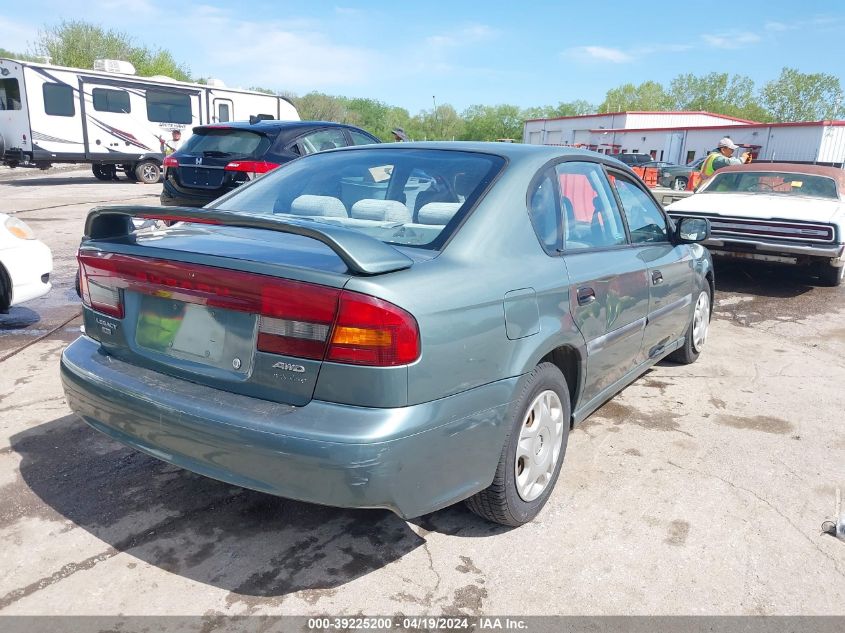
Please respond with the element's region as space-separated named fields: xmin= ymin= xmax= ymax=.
xmin=84 ymin=205 xmax=414 ymax=276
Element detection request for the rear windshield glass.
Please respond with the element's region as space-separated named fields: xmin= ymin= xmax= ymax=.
xmin=703 ymin=171 xmax=838 ymax=199
xmin=212 ymin=148 xmax=505 ymax=250
xmin=180 ymin=129 xmax=272 ymax=159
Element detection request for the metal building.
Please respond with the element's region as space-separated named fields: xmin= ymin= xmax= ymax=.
xmin=523 ymin=111 xmax=845 ymax=166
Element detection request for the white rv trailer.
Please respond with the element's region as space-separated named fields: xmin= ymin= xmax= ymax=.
xmin=0 ymin=58 xmax=299 ymax=183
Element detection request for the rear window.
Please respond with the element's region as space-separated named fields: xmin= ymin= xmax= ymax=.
xmin=703 ymin=171 xmax=838 ymax=200
xmin=0 ymin=78 xmax=21 ymax=110
xmin=180 ymin=129 xmax=272 ymax=158
xmin=212 ymin=148 xmax=505 ymax=250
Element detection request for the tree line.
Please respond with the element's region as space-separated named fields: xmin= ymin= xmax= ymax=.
xmin=2 ymin=20 xmax=843 ymax=141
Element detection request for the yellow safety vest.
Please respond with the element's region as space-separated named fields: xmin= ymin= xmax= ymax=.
xmin=700 ymin=151 xmax=720 ymax=178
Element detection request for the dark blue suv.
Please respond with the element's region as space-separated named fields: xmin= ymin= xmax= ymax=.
xmin=160 ymin=120 xmax=381 ymax=207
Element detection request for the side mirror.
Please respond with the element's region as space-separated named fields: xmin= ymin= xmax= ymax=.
xmin=677 ymin=216 xmax=711 ymax=243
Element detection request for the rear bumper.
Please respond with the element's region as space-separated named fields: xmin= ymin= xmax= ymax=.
xmin=61 ymin=336 xmax=516 ymax=518
xmin=160 ymin=178 xmax=228 ymax=208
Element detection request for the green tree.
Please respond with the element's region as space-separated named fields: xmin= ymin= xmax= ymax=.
xmin=461 ymin=104 xmax=523 ymax=141
xmin=761 ymin=67 xmax=845 ymax=121
xmin=31 ymin=20 xmax=190 ymax=81
xmin=599 ymin=80 xmax=671 ymax=112
xmin=668 ymin=73 xmax=771 ymax=121
xmin=293 ymin=92 xmax=349 ymax=123
xmin=0 ymin=47 xmax=42 ymax=62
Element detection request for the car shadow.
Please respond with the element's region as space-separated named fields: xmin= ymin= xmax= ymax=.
xmin=712 ymin=259 xmax=816 ymax=299
xmin=10 ymin=414 xmax=503 ymax=600
xmin=0 ymin=306 xmax=40 ymax=330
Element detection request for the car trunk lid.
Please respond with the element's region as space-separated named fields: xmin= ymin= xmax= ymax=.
xmin=78 ymin=206 xmax=419 ymax=407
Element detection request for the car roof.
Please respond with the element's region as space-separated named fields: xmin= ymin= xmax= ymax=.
xmin=716 ymin=162 xmax=845 ymax=193
xmin=314 ymin=141 xmax=645 ymax=178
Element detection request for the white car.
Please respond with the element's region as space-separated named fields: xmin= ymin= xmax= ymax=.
xmin=0 ymin=214 xmax=52 ymax=312
xmin=667 ymin=163 xmax=845 ymax=286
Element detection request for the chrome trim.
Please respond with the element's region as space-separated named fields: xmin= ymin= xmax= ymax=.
xmin=705 ymin=237 xmax=845 ymax=259
xmin=587 ymin=317 xmax=647 ymax=356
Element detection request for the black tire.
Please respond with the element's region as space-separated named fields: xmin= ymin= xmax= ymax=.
xmin=668 ymin=285 xmax=712 ymax=364
xmin=135 ymin=160 xmax=161 ymax=184
xmin=816 ymin=262 xmax=844 ymax=287
xmin=0 ymin=264 xmax=10 ymax=313
xmin=122 ymin=164 xmax=138 ymax=181
xmin=92 ymin=164 xmax=115 ymax=181
xmin=672 ymin=177 xmax=688 ymax=191
xmin=465 ymin=363 xmax=570 ymax=526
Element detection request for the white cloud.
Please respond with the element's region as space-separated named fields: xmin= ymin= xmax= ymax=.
xmin=181 ymin=9 xmax=381 ymax=90
xmin=702 ymin=31 xmax=762 ymax=49
xmin=425 ymin=24 xmax=497 ymax=50
xmin=764 ymin=21 xmax=790 ymax=31
xmin=564 ymin=46 xmax=633 ymax=63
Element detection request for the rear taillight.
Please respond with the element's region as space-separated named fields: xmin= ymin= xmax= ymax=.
xmin=77 ymin=252 xmax=420 ymax=367
xmin=163 ymin=156 xmax=178 ymax=168
xmin=224 ymin=160 xmax=280 ymax=179
xmin=327 ymin=292 xmax=419 ymax=366
xmin=78 ymin=260 xmax=124 ymax=318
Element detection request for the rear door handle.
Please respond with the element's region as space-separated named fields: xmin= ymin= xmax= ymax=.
xmin=652 ymin=270 xmax=664 ymax=285
xmin=577 ymin=286 xmax=596 ymax=306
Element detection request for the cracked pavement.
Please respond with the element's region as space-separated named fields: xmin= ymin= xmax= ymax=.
xmin=0 ymin=169 xmax=843 ymax=616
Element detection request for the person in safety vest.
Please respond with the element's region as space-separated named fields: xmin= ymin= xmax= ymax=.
xmin=700 ymin=137 xmax=751 ymax=181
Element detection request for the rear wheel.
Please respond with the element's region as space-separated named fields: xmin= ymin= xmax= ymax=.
xmin=92 ymin=164 xmax=116 ymax=181
xmin=122 ymin=164 xmax=138 ymax=181
xmin=672 ymin=177 xmax=688 ymax=191
xmin=817 ymin=262 xmax=844 ymax=287
xmin=135 ymin=160 xmax=161 ymax=184
xmin=465 ymin=363 xmax=570 ymax=526
xmin=668 ymin=286 xmax=711 ymax=364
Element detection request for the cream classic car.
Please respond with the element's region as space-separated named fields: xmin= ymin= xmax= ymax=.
xmin=667 ymin=163 xmax=845 ymax=286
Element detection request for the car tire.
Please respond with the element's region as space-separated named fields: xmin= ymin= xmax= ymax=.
xmin=135 ymin=160 xmax=162 ymax=184
xmin=672 ymin=177 xmax=688 ymax=191
xmin=668 ymin=286 xmax=711 ymax=365
xmin=0 ymin=264 xmax=10 ymax=313
xmin=122 ymin=164 xmax=138 ymax=182
xmin=465 ymin=362 xmax=570 ymax=526
xmin=817 ymin=262 xmax=844 ymax=287
xmin=92 ymin=164 xmax=116 ymax=181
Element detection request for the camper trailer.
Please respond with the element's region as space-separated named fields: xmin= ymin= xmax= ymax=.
xmin=0 ymin=58 xmax=299 ymax=183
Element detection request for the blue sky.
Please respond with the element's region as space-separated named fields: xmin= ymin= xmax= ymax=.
xmin=2 ymin=1 xmax=844 ymax=114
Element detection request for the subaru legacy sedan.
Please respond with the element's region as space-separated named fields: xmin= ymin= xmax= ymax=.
xmin=61 ymin=143 xmax=713 ymax=526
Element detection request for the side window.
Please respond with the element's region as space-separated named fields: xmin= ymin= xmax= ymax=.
xmin=218 ymin=103 xmax=230 ymax=122
xmin=297 ymin=128 xmax=348 ymax=155
xmin=556 ymin=162 xmax=627 ymax=250
xmin=527 ymin=168 xmax=561 ymax=254
xmin=43 ymin=83 xmax=75 ymax=117
xmin=146 ymin=90 xmax=192 ymax=124
xmin=613 ymin=176 xmax=669 ymax=244
xmin=349 ymin=129 xmax=378 ymax=146
xmin=92 ymin=88 xmax=130 ymax=113
xmin=0 ymin=78 xmax=22 ymax=111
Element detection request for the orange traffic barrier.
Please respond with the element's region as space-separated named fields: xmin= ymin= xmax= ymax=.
xmin=641 ymin=167 xmax=659 ymax=188
xmin=687 ymin=171 xmax=702 ymax=191
xmin=631 ymin=166 xmax=646 ymax=179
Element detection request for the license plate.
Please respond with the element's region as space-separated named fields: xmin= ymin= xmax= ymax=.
xmin=135 ymin=295 xmax=254 ymax=372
